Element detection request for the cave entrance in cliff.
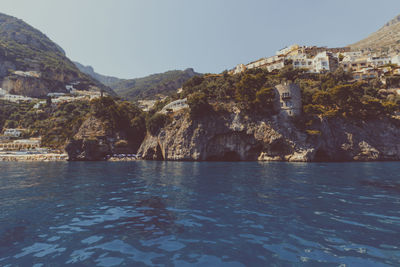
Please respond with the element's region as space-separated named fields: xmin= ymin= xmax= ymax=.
xmin=206 ymin=151 xmax=241 ymax=161
xmin=314 ymin=148 xmax=330 ymax=162
xmin=155 ymin=144 xmax=164 ymax=161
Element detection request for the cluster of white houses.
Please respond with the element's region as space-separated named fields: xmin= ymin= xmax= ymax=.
xmin=230 ymin=44 xmax=400 ymax=81
xmin=0 ymin=82 xmax=102 ymax=106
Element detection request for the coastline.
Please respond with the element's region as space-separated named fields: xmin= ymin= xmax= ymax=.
xmin=1 ymin=152 xmax=399 ymax=162
xmin=0 ymin=153 xmax=68 ymax=162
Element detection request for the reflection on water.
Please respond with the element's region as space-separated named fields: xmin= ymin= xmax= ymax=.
xmin=0 ymin=161 xmax=400 ymax=266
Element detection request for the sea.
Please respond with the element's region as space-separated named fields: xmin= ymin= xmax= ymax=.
xmin=0 ymin=161 xmax=400 ymax=266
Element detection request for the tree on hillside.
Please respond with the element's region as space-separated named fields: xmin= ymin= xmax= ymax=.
xmin=187 ymin=92 xmax=212 ymax=119
xmin=255 ymin=87 xmax=275 ymax=111
xmin=146 ymin=113 xmax=169 ymax=135
xmin=329 ymin=83 xmax=364 ymax=116
xmin=235 ymin=73 xmax=266 ymax=104
xmin=312 ymin=91 xmax=332 ymax=107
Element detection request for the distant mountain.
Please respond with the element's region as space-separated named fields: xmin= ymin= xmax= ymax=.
xmin=74 ymin=61 xmax=121 ymax=87
xmin=75 ymin=63 xmax=200 ymax=101
xmin=350 ymin=14 xmax=400 ymax=53
xmin=0 ymin=12 xmax=115 ymax=97
xmin=111 ymin=68 xmax=200 ymax=100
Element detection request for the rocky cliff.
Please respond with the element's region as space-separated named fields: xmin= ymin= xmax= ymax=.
xmin=65 ymin=115 xmax=143 ymax=161
xmin=138 ymin=108 xmax=400 ymax=162
xmin=65 ymin=117 xmax=111 ymax=161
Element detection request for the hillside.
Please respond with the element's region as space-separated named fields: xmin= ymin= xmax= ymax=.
xmin=111 ymin=68 xmax=200 ymax=101
xmin=74 ymin=61 xmax=200 ymax=101
xmin=0 ymin=12 xmax=115 ymax=97
xmin=350 ymin=14 xmax=400 ymax=53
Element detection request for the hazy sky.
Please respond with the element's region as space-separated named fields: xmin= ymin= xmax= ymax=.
xmin=2 ymin=0 xmax=400 ymax=78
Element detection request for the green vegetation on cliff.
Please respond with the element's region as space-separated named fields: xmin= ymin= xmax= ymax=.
xmin=111 ymin=68 xmax=199 ymax=101
xmin=180 ymin=67 xmax=400 ymax=124
xmin=0 ymin=96 xmax=146 ymax=151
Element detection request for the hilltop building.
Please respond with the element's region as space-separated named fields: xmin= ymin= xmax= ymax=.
xmin=230 ymin=44 xmax=347 ymax=75
xmin=229 ymin=43 xmax=400 ymax=81
xmin=274 ymin=82 xmax=302 ymax=117
xmin=3 ymin=129 xmax=23 ymax=138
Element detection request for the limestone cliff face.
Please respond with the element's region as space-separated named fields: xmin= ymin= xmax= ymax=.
xmin=2 ymin=76 xmax=52 ymax=97
xmin=65 ymin=139 xmax=111 ymax=161
xmin=65 ymin=117 xmax=112 ymax=161
xmin=138 ymin=109 xmax=400 ymax=162
xmin=65 ymin=116 xmax=140 ymax=161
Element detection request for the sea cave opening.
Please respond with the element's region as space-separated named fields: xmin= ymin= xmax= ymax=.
xmin=206 ymin=151 xmax=241 ymax=161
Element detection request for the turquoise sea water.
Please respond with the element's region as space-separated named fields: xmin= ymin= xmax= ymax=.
xmin=0 ymin=161 xmax=400 ymax=266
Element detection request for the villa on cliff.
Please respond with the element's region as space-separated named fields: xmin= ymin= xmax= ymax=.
xmin=274 ymin=82 xmax=302 ymax=117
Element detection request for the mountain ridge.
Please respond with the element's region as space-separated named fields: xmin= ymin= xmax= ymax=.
xmin=350 ymin=13 xmax=400 ymax=53
xmin=0 ymin=12 xmax=115 ymax=97
xmin=74 ymin=61 xmax=200 ymax=101
xmin=73 ymin=61 xmax=121 ymax=87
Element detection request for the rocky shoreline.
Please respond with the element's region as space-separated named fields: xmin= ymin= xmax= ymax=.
xmin=0 ymin=153 xmax=69 ymax=162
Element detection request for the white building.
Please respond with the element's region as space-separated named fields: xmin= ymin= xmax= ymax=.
xmin=367 ymin=56 xmax=391 ymax=67
xmin=233 ymin=64 xmax=247 ymax=74
xmin=290 ymin=53 xmax=314 ymax=71
xmin=65 ymin=85 xmax=75 ymax=91
xmin=265 ymin=59 xmax=285 ymax=72
xmin=160 ymin=98 xmax=188 ymax=114
xmin=313 ymin=52 xmax=333 ymax=73
xmin=2 ymin=94 xmax=33 ymax=102
xmin=3 ymin=129 xmax=23 ymax=137
xmin=391 ymin=55 xmax=400 ymax=66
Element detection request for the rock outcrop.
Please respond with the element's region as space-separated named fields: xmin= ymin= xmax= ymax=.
xmin=138 ymin=108 xmax=400 ymax=162
xmin=65 ymin=116 xmax=140 ymax=161
xmin=65 ymin=139 xmax=111 ymax=161
xmin=65 ymin=117 xmax=112 ymax=161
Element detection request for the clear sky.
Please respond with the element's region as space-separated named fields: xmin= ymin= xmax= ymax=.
xmin=2 ymin=0 xmax=400 ymax=79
